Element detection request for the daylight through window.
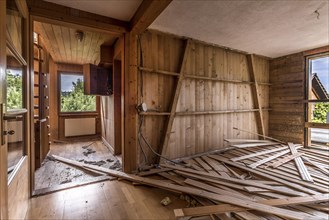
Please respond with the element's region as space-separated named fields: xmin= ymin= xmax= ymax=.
xmin=60 ymin=73 xmax=96 ymax=112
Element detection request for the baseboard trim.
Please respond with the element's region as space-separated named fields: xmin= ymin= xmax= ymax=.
xmin=102 ymin=137 xmax=114 ymax=154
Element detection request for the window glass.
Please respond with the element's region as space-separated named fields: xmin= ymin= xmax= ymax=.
xmin=60 ymin=73 xmax=96 ymax=112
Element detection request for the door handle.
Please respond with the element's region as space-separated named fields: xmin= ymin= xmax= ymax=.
xmin=3 ymin=130 xmax=15 ymax=135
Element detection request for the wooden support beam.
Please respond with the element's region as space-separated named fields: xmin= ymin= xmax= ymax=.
xmin=51 ymin=155 xmax=313 ymax=220
xmin=27 ymin=0 xmax=128 ymax=35
xmin=138 ymin=66 xmax=271 ymax=85
xmin=174 ymin=193 xmax=329 ymax=218
xmin=288 ymin=143 xmax=313 ymax=182
xmin=158 ymin=39 xmax=191 ymax=159
xmin=130 ymin=0 xmax=172 ymax=34
xmin=123 ymin=33 xmax=138 ymax=172
xmin=247 ymin=54 xmax=265 ymax=137
xmin=15 ymin=0 xmax=28 ymax=18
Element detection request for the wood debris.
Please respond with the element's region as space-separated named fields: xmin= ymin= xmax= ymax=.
xmin=51 ymin=139 xmax=329 ymax=220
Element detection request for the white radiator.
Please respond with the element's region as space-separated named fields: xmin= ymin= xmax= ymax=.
xmin=64 ymin=118 xmax=96 ymax=137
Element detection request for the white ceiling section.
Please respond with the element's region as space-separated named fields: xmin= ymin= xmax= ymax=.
xmin=44 ymin=0 xmax=143 ymax=21
xmin=150 ymin=0 xmax=329 ymax=58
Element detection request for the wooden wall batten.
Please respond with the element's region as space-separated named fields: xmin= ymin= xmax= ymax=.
xmin=137 ymin=30 xmax=270 ymax=165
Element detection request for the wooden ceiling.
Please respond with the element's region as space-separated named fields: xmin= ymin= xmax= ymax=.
xmin=34 ymin=21 xmax=117 ymax=65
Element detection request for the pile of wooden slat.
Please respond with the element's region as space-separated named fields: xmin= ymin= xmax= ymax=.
xmin=52 ymin=139 xmax=329 ymax=220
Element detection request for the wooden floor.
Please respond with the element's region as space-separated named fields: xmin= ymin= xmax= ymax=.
xmin=26 ymin=180 xmax=190 ymax=220
xmin=35 ymin=140 xmax=120 ymax=190
xmin=8 ymin=142 xmax=23 ymax=169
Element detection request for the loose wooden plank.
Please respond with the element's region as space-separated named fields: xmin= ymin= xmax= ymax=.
xmin=209 ymin=155 xmax=323 ymax=194
xmin=231 ymin=145 xmax=288 ymax=162
xmin=193 ymin=157 xmax=212 ymax=171
xmin=225 ymin=139 xmax=272 ymax=143
xmin=302 ymin=156 xmax=329 ymax=176
xmin=269 ymin=153 xmax=304 ymax=168
xmin=231 ymin=142 xmax=279 ymax=148
xmin=288 ymin=143 xmax=313 ymax=182
xmin=137 ymin=168 xmax=172 ymax=177
xmin=248 ymin=149 xmax=290 ymax=169
xmin=51 ymin=155 xmax=311 ymax=220
xmin=174 ymin=193 xmax=329 ymax=218
xmin=159 ymin=39 xmax=191 ymax=159
xmin=201 ymin=156 xmax=230 ymax=177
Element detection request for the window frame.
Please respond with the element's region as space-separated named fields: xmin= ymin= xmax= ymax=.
xmin=305 ymin=52 xmax=329 ymax=146
xmin=58 ymin=71 xmax=99 ymax=116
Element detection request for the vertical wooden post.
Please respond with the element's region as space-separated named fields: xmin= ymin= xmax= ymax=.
xmin=247 ymin=54 xmax=265 ymax=138
xmin=159 ymin=39 xmax=191 ymax=159
xmin=123 ymin=33 xmax=138 ymax=172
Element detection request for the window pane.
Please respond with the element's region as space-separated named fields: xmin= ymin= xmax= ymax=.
xmin=6 ymin=48 xmax=23 ymax=110
xmin=310 ymin=102 xmax=329 ymax=124
xmin=61 ymin=74 xmax=96 ymax=112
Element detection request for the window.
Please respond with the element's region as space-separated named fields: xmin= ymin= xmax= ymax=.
xmin=60 ymin=73 xmax=96 ymax=112
xmin=306 ymin=54 xmax=329 ymax=146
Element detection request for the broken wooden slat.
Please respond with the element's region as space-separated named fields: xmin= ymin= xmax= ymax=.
xmin=194 ymin=157 xmax=212 ymax=171
xmin=288 ymin=143 xmax=313 ymax=182
xmin=201 ymin=156 xmax=230 ymax=177
xmin=248 ymin=149 xmax=291 ymax=169
xmin=231 ymin=146 xmax=288 ymax=162
xmin=174 ymin=193 xmax=329 ymax=218
xmin=269 ymin=153 xmax=303 ymax=168
xmin=302 ymin=156 xmax=329 ymax=176
xmin=51 ymin=155 xmax=313 ymax=220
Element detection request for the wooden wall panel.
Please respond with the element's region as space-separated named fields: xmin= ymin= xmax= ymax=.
xmin=8 ymin=157 xmax=28 ymax=220
xmin=269 ymin=53 xmax=305 ymax=143
xmin=138 ymin=30 xmax=269 ymax=163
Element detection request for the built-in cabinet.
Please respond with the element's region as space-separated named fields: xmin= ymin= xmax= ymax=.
xmin=33 ymin=34 xmax=50 ymax=168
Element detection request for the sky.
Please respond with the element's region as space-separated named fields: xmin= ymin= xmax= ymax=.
xmin=312 ymin=56 xmax=329 ymax=93
xmin=61 ymin=74 xmax=83 ymax=92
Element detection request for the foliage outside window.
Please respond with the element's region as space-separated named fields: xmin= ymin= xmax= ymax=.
xmin=312 ymin=102 xmax=329 ymax=123
xmin=6 ymin=68 xmax=23 ymax=110
xmin=60 ymin=73 xmax=96 ymax=112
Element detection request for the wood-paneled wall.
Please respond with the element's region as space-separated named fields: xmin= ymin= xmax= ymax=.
xmin=138 ymin=30 xmax=270 ymax=164
xmin=269 ymin=53 xmax=305 ymax=144
xmin=269 ymin=46 xmax=329 ymax=144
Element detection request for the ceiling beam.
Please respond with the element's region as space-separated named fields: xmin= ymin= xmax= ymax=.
xmin=27 ymin=0 xmax=129 ymax=35
xmin=130 ymin=0 xmax=172 ymax=35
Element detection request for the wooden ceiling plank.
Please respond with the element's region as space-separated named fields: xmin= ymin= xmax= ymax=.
xmin=81 ymin=31 xmax=92 ymax=64
xmin=41 ymin=22 xmax=60 ymax=62
xmin=86 ymin=32 xmax=100 ymax=65
xmin=69 ymin=28 xmax=77 ymax=64
xmin=51 ymin=24 xmax=66 ymax=62
xmin=61 ymin=26 xmax=71 ymax=63
xmin=28 ymin=0 xmax=128 ymax=35
xmin=130 ymin=0 xmax=172 ymax=35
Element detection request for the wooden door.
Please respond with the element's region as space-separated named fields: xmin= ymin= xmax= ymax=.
xmin=0 ymin=0 xmax=8 ymax=218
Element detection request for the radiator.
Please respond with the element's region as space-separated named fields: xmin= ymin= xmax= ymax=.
xmin=64 ymin=118 xmax=96 ymax=137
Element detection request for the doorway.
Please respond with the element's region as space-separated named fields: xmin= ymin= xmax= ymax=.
xmin=31 ymin=18 xmax=125 ymax=194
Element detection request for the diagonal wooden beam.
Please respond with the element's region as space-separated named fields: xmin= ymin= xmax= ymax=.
xmin=158 ymin=39 xmax=191 ymax=160
xmin=247 ymin=54 xmax=265 ymax=137
xmin=130 ymin=0 xmax=172 ymax=34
